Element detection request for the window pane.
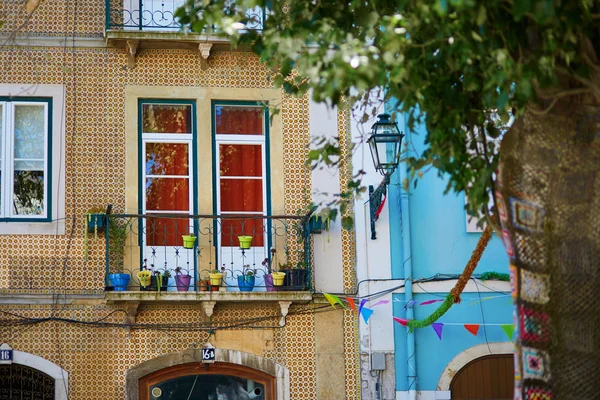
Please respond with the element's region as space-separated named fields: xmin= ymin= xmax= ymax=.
xmin=220 ymin=179 xmax=263 ymax=212
xmin=13 ymin=105 xmax=45 ymax=216
xmin=146 ymin=215 xmax=191 ymax=246
xmin=215 ymin=105 xmax=264 ymax=135
xmin=219 ymin=144 xmax=262 ymax=177
xmin=142 ymin=104 xmax=192 ymax=134
xmin=150 ymin=374 xmax=266 ymax=400
xmin=146 ymin=178 xmax=189 ymax=211
xmin=0 ymin=104 xmax=3 ymax=215
xmin=14 ymin=105 xmax=45 ymax=159
xmin=13 ymin=170 xmax=44 ymax=215
xmin=221 ymin=218 xmax=264 ymax=247
xmin=146 ymin=143 xmax=189 ymax=176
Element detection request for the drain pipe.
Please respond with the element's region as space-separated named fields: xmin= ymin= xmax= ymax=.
xmin=399 ymin=141 xmax=417 ymax=400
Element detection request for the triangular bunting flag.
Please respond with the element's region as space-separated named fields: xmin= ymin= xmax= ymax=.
xmin=358 ymin=299 xmax=368 ymax=315
xmin=361 ymin=307 xmax=374 ymax=324
xmin=501 ymin=324 xmax=515 ymax=342
xmin=370 ymin=299 xmax=390 ymax=307
xmin=393 ymin=317 xmax=408 ymax=326
xmin=464 ymin=324 xmax=480 ymax=336
xmin=324 ymin=293 xmax=345 ymax=308
xmin=432 ymin=323 xmax=444 ymax=340
xmin=346 ymin=297 xmax=356 ymax=312
xmin=405 ymin=300 xmax=416 ymax=309
xmin=420 ymin=299 xmax=443 ymax=306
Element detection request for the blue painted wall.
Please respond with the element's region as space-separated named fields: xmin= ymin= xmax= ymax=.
xmin=389 ymin=116 xmax=512 ymax=393
xmin=390 ymin=119 xmax=509 ymax=279
xmin=393 ymin=293 xmax=512 ymax=391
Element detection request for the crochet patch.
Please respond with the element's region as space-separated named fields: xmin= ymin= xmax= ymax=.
xmin=520 ymin=269 xmax=550 ymax=305
xmin=510 ymin=264 xmax=519 ymax=298
xmin=502 ymin=229 xmax=515 ymax=258
xmin=522 ymin=347 xmax=551 ymax=382
xmin=510 ymin=198 xmax=545 ymax=233
xmin=520 ymin=305 xmax=550 ymax=344
xmin=525 ymin=387 xmax=553 ymax=400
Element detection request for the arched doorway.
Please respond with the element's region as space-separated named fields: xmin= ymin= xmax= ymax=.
xmin=139 ymin=362 xmax=274 ymax=400
xmin=126 ymin=348 xmax=289 ymax=400
xmin=450 ymin=354 xmax=514 ymax=400
xmin=0 ymin=364 xmax=55 ymax=399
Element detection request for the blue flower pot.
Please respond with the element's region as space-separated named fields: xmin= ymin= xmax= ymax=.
xmin=109 ymin=273 xmax=130 ymax=291
xmin=237 ymin=275 xmax=255 ymax=292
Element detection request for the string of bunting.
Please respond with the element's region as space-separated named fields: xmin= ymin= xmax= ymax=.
xmin=405 ymin=224 xmax=493 ymax=332
xmin=393 ymin=319 xmax=514 ymax=342
xmin=322 ymin=224 xmax=505 ymax=332
xmin=323 ymin=292 xmax=513 ymax=341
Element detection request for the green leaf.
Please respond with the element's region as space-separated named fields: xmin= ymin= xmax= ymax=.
xmin=476 ymin=6 xmax=487 ymax=25
xmin=471 ymin=31 xmax=483 ymax=42
xmin=341 ymin=216 xmax=354 ymax=230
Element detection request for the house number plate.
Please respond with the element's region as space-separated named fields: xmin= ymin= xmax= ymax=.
xmin=201 ymin=347 xmax=215 ymax=363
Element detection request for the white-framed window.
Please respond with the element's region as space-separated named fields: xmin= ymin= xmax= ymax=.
xmin=0 ymin=86 xmax=66 ymax=234
xmin=214 ymin=102 xmax=269 ymax=247
xmin=139 ymin=100 xmax=196 ymax=272
xmin=0 ymin=98 xmax=51 ymax=221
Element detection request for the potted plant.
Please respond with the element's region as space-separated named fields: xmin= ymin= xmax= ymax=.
xmin=237 ymin=265 xmax=256 ymax=292
xmin=138 ymin=269 xmax=151 ymax=288
xmin=107 ymin=214 xmax=131 ymax=291
xmin=263 ymin=250 xmax=285 ymax=291
xmin=86 ymin=206 xmax=107 ymax=233
xmin=238 ymin=235 xmax=253 ymax=249
xmin=182 ymin=234 xmax=196 ymax=249
xmin=85 ymin=207 xmax=107 ymax=261
xmin=157 ymin=269 xmax=171 ymax=292
xmin=174 ymin=267 xmax=192 ymax=292
xmin=209 ymin=268 xmax=223 ymax=287
xmin=284 ymin=259 xmax=308 ymax=290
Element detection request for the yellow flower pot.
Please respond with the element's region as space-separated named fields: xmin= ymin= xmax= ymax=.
xmin=137 ymin=270 xmax=152 ymax=287
xmin=238 ymin=235 xmax=253 ymax=249
xmin=272 ymin=272 xmax=286 ymax=286
xmin=209 ymin=272 xmax=223 ymax=286
xmin=182 ymin=234 xmax=197 ymax=249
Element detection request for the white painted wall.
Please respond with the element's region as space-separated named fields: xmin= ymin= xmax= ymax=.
xmin=309 ymin=98 xmax=344 ymax=293
xmin=352 ymin=97 xmax=398 ymax=355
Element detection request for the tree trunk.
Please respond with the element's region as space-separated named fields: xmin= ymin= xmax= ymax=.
xmin=497 ymin=99 xmax=600 ymax=399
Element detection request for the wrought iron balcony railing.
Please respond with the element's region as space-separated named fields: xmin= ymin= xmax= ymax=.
xmin=102 ymin=213 xmax=312 ymax=293
xmin=105 ymin=0 xmax=266 ymax=32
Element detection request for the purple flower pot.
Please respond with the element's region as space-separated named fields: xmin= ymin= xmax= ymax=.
xmin=175 ymin=274 xmax=192 ymax=291
xmin=264 ymin=274 xmax=276 ymax=292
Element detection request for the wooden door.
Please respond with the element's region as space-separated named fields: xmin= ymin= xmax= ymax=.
xmin=450 ymin=354 xmax=514 ymax=400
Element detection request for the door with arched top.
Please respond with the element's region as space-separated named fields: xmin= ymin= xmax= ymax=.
xmin=450 ymin=354 xmax=514 ymax=400
xmin=0 ymin=364 xmax=55 ymax=399
xmin=139 ymin=362 xmax=275 ymax=400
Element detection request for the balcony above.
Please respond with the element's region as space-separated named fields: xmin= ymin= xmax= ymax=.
xmin=105 ymin=0 xmax=266 ymax=67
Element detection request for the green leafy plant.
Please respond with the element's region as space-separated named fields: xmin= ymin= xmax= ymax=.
xmin=107 ymin=215 xmax=131 ymax=274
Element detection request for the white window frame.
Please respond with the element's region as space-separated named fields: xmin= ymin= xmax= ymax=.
xmin=0 ymin=100 xmax=50 ymax=220
xmin=0 ymin=84 xmax=65 ymax=235
xmin=214 ymin=104 xmax=269 ymax=258
xmin=139 ymin=101 xmax=196 ymax=250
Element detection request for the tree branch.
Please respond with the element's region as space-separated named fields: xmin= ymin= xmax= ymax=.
xmin=530 ymin=88 xmax=593 ymax=115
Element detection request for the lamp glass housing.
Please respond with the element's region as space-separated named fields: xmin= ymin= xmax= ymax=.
xmin=367 ymin=114 xmax=404 ymax=176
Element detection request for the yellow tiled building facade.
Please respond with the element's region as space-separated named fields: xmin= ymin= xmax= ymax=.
xmin=0 ymin=1 xmax=359 ymax=399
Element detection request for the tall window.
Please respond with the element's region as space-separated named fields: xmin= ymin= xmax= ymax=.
xmin=214 ymin=102 xmax=268 ymax=248
xmin=140 ymin=100 xmax=195 ymax=268
xmin=0 ymin=98 xmax=51 ymax=221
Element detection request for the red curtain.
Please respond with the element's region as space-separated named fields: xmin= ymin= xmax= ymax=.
xmin=142 ymin=104 xmax=192 ymax=134
xmin=215 ymin=106 xmax=263 ymax=135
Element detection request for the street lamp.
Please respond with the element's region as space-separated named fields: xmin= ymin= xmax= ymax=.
xmin=367 ymin=114 xmax=404 ymax=239
xmin=367 ymin=113 xmax=404 ymax=181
